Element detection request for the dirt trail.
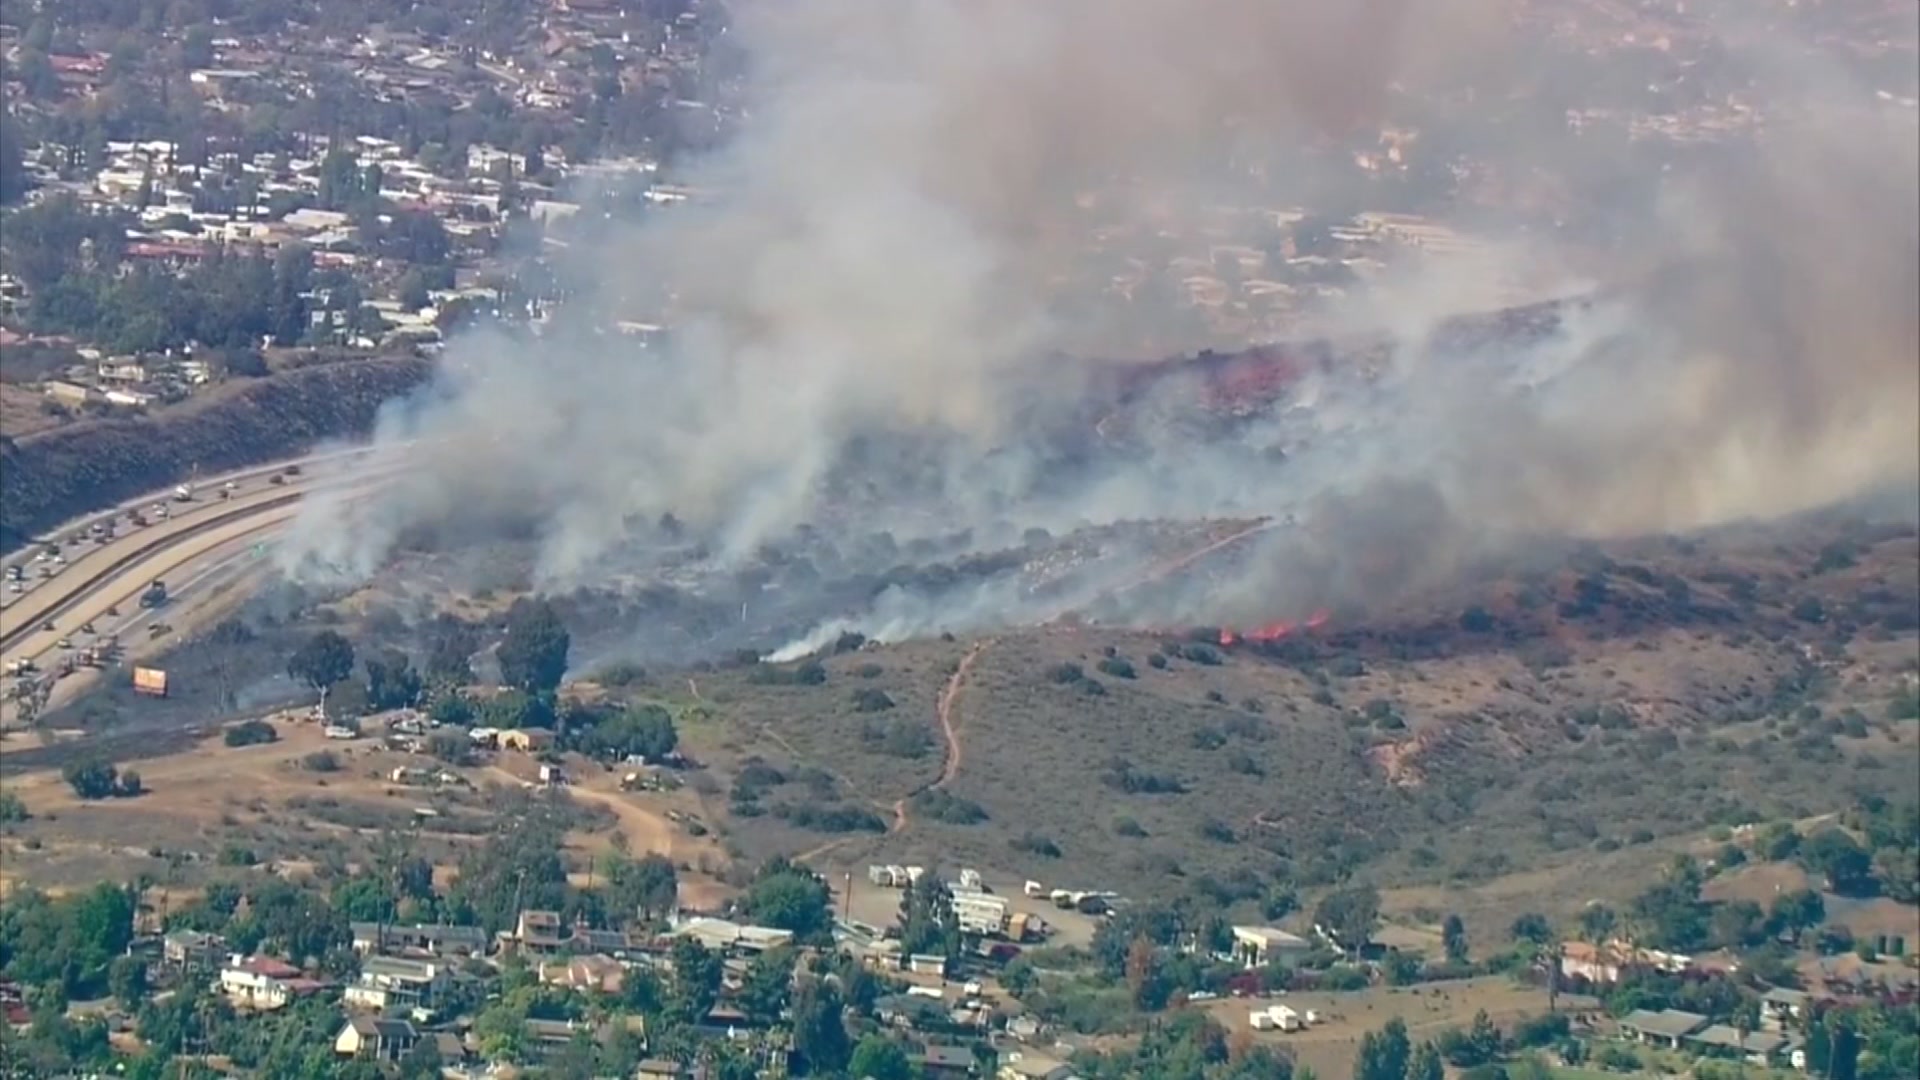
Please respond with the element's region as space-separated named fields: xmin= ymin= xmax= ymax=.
xmin=1109 ymin=518 xmax=1274 ymax=601
xmin=889 ymin=639 xmax=991 ymax=833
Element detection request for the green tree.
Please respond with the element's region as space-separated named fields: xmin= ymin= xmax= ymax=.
xmin=847 ymin=1034 xmax=914 ymax=1080
xmin=108 ymin=956 xmax=148 ymax=1009
xmin=738 ymin=947 xmax=796 ymax=1025
xmin=1510 ymin=913 xmax=1553 ymax=945
xmin=1 ymin=112 xmax=29 ymax=204
xmin=1409 ymin=1041 xmax=1446 ymax=1080
xmin=579 ymin=704 xmax=678 ymax=760
xmin=606 ymin=853 xmax=679 ymax=923
xmin=364 ymin=649 xmax=423 ymax=711
xmin=791 ymin=978 xmax=850 ymax=1075
xmin=497 ymin=599 xmax=570 ymax=694
xmin=1801 ymin=830 xmax=1874 ymax=896
xmin=61 ymin=758 xmax=120 ymax=800
xmin=740 ymin=859 xmax=832 ymax=940
xmin=668 ymin=938 xmax=721 ymax=1026
xmin=1442 ymin=913 xmax=1469 ymax=963
xmin=899 ymin=870 xmax=961 ymax=958
xmin=288 ymin=631 xmax=355 ymax=695
xmin=1356 ymin=1017 xmax=1412 ymax=1080
xmin=1316 ymin=885 xmax=1381 ymax=956
xmin=1578 ymin=903 xmax=1617 ymax=943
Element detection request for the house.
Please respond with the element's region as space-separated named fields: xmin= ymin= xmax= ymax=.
xmin=1620 ymin=1009 xmax=1709 ymax=1049
xmin=874 ymin=993 xmax=948 ymax=1031
xmin=671 ymin=916 xmax=795 ymax=956
xmin=523 ymin=1017 xmax=605 ymax=1059
xmin=1685 ymin=1024 xmax=1796 ymax=1067
xmin=342 ymin=955 xmax=448 ymax=1012
xmin=220 ymin=955 xmax=327 ymax=1011
xmin=163 ymin=930 xmax=225 ymax=970
xmin=1560 ymin=940 xmax=1692 ymax=984
xmin=636 ymin=1060 xmax=687 ymax=1079
xmin=105 ymin=389 xmax=158 ymax=409
xmin=1231 ymin=925 xmax=1312 ymax=968
xmin=498 ymin=728 xmax=554 ymax=752
xmin=350 ymin=922 xmax=490 ymax=958
xmin=1561 ymin=941 xmax=1625 ymax=984
xmin=998 ymin=1050 xmax=1081 ymax=1080
xmin=334 ymin=1016 xmax=419 ymax=1062
xmin=539 ymin=954 xmax=626 ymax=995
xmin=512 ymin=910 xmax=570 ymax=955
xmin=1760 ymin=987 xmax=1811 ymax=1031
xmin=908 ymin=954 xmax=950 ymax=977
xmin=43 ymin=381 xmax=100 ymax=406
xmin=915 ymin=1043 xmax=979 ymax=1076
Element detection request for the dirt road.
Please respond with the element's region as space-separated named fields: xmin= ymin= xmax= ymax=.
xmin=889 ymin=639 xmax=991 ymax=833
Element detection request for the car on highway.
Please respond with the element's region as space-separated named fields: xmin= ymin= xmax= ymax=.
xmin=56 ymin=638 xmax=72 ymax=650
xmin=40 ymin=621 xmax=54 ymax=632
xmin=6 ymin=582 xmax=20 ymax=594
xmin=80 ymin=622 xmax=95 ymax=634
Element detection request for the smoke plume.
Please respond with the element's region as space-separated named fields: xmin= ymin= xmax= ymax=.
xmin=281 ymin=0 xmax=1919 ymax=647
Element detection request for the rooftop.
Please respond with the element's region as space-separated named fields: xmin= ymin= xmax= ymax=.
xmin=1622 ymin=1009 xmax=1710 ymax=1039
xmin=1688 ymin=1025 xmax=1791 ymax=1055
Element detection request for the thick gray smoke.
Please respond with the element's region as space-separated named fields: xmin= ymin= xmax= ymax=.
xmin=280 ymin=0 xmax=1919 ymax=647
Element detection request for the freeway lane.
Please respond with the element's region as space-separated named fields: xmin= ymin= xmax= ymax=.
xmin=0 ymin=484 xmax=309 ymax=648
xmin=0 ymin=443 xmax=380 ymax=574
xmin=0 ymin=502 xmax=305 ymax=665
xmin=0 ymin=456 xmax=410 ymax=651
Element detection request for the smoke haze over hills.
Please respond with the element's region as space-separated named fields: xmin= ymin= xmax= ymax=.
xmin=279 ymin=0 xmax=1919 ymax=646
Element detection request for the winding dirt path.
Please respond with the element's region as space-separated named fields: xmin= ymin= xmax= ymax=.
xmin=889 ymin=639 xmax=991 ymax=833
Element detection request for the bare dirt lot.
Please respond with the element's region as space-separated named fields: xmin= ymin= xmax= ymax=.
xmin=1203 ymin=977 xmax=1599 ymax=1080
xmin=0 ymin=716 xmax=735 ymax=908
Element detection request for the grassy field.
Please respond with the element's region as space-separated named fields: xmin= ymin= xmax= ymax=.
xmin=622 ymin=517 xmax=1920 ymax=911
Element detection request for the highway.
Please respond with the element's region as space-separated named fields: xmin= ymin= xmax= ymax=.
xmin=0 ymin=448 xmax=400 ymax=727
xmin=0 ymin=444 xmax=383 ymax=617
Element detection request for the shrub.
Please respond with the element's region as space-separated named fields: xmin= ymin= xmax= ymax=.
xmin=1101 ymin=760 xmax=1186 ymax=795
xmin=1199 ymin=819 xmax=1236 ymax=843
xmin=772 ymin=801 xmax=885 ymax=834
xmin=428 ymin=732 xmax=475 ymax=765
xmin=218 ymin=845 xmax=258 ymax=867
xmin=913 ymin=789 xmax=988 ymax=825
xmin=863 ymin=719 xmax=934 ymax=759
xmin=1147 ymin=653 xmax=1169 ymax=670
xmin=1097 ymin=657 xmax=1137 ymax=679
xmin=1190 ymin=727 xmax=1226 ymax=750
xmin=1012 ymin=831 xmax=1062 ymax=858
xmin=1182 ymin=644 xmax=1222 ymax=666
xmin=0 ymin=792 xmax=28 ymax=822
xmin=851 ymin=688 xmax=896 ymax=713
xmin=1113 ymin=816 xmax=1148 ymax=838
xmin=301 ymin=751 xmax=341 ymax=773
xmin=593 ymin=661 xmax=649 ymax=687
xmin=1048 ymin=662 xmax=1086 ymax=685
xmin=223 ymin=719 xmax=278 ymax=747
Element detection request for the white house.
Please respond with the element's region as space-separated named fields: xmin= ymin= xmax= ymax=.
xmin=220 ymin=955 xmax=324 ymax=1011
xmin=1231 ymin=925 xmax=1312 ymax=968
xmin=335 ymin=1016 xmax=420 ymax=1062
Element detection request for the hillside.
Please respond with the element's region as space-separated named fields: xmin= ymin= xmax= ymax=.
xmin=0 ymin=355 xmax=430 ymax=551
xmin=675 ymin=515 xmax=1920 ymax=902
